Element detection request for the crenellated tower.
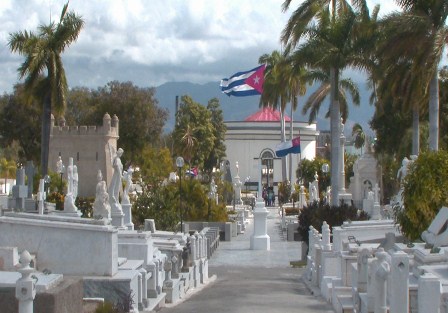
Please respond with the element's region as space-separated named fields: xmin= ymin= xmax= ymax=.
xmin=49 ymin=113 xmax=119 ymax=197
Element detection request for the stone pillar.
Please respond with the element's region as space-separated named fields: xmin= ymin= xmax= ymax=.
xmin=374 ymin=248 xmax=390 ymax=313
xmin=171 ymin=255 xmax=179 ymax=279
xmin=250 ymin=158 xmax=270 ymax=250
xmin=321 ymin=221 xmax=331 ymax=251
xmin=371 ymin=183 xmax=382 ymax=219
xmin=390 ymin=251 xmax=409 ymax=313
xmin=357 ymin=248 xmax=370 ymax=293
xmin=25 ymin=161 xmax=35 ymax=198
xmin=15 ymin=250 xmax=36 ymax=313
xmin=12 ymin=168 xmax=27 ymax=211
xmin=121 ymin=202 xmax=134 ymax=230
xmin=308 ymin=226 xmax=315 ymax=257
xmin=37 ymin=179 xmax=45 ymax=215
xmin=299 ymin=185 xmax=306 ymax=209
xmin=189 ymin=235 xmax=197 ymax=261
xmin=337 ymin=121 xmax=352 ymax=204
xmin=418 ymin=273 xmax=441 ymax=313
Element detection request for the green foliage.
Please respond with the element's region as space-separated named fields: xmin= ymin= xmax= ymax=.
xmin=46 ymin=192 xmax=64 ymax=210
xmin=137 ymin=146 xmax=174 ymax=180
xmin=172 ymin=96 xmax=215 ymax=169
xmin=298 ymin=200 xmax=369 ymax=245
xmin=132 ymin=180 xmax=179 ymax=231
xmin=65 ymin=81 xmax=168 ymax=166
xmin=396 ymin=151 xmax=448 ymax=240
xmin=297 ymin=157 xmax=330 ymax=196
xmin=76 ymin=197 xmax=94 ymax=218
xmin=132 ymin=176 xmax=228 ymax=231
xmin=0 ymin=84 xmax=41 ymax=164
xmin=204 ymin=98 xmax=227 ymax=173
xmin=277 ymin=181 xmax=292 ymax=205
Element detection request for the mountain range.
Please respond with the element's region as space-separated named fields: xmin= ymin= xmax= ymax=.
xmin=155 ymin=81 xmax=376 ymax=137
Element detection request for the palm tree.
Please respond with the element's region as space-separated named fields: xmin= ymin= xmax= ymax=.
xmin=351 ymin=123 xmax=365 ymax=154
xmin=301 ymin=69 xmax=360 ymax=124
xmin=281 ymin=0 xmax=373 ymax=205
xmin=287 ymin=6 xmax=371 ymax=205
xmin=259 ymin=51 xmax=311 ymax=182
xmin=8 ymin=3 xmax=84 ymax=176
xmin=379 ymin=1 xmax=448 ymax=152
xmin=259 ymin=51 xmax=290 ymax=181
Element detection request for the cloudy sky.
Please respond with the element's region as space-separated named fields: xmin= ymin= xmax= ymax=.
xmin=0 ymin=0 xmax=399 ymax=94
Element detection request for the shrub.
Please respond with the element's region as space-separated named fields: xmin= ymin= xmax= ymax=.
xmin=396 ymin=151 xmax=448 ymax=241
xmin=76 ymin=196 xmax=94 ymax=218
xmin=46 ymin=192 xmax=64 ymax=210
xmin=298 ymin=200 xmax=369 ymax=245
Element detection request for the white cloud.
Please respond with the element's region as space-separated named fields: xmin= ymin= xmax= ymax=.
xmin=0 ymin=0 xmax=402 ymax=93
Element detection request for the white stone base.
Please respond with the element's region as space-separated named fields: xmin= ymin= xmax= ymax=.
xmin=338 ymin=192 xmax=352 ymax=205
xmin=250 ymin=234 xmax=270 ymax=250
xmin=250 ymin=200 xmax=270 ymax=250
xmin=51 ymin=210 xmax=82 ymax=218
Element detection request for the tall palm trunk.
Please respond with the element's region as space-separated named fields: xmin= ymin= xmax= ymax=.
xmin=429 ymin=70 xmax=439 ymax=151
xmin=330 ymin=67 xmax=340 ymax=206
xmin=412 ymin=105 xmax=419 ymax=156
xmin=280 ymin=111 xmax=287 ymax=182
xmin=41 ymin=94 xmax=51 ymax=177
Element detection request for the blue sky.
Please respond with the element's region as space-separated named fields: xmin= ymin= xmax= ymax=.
xmin=0 ymin=0 xmax=399 ymax=94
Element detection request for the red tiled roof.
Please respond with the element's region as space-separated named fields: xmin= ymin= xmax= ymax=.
xmin=244 ymin=107 xmax=291 ymax=122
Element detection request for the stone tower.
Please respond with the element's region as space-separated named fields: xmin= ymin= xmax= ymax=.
xmin=49 ymin=113 xmax=119 ymax=197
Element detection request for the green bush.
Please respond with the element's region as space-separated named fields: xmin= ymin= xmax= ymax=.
xmin=46 ymin=192 xmax=64 ymax=210
xmin=396 ymin=151 xmax=448 ymax=240
xmin=76 ymin=196 xmax=94 ymax=218
xmin=298 ymin=200 xmax=369 ymax=245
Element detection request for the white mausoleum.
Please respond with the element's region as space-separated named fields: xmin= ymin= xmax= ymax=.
xmin=224 ymin=107 xmax=318 ymax=192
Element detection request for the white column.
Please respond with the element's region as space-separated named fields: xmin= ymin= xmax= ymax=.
xmin=357 ymin=248 xmax=370 ymax=293
xmin=390 ymin=251 xmax=409 ymax=313
xmin=374 ymin=248 xmax=390 ymax=313
xmin=250 ymin=158 xmax=270 ymax=250
xmin=15 ymin=250 xmax=36 ymax=313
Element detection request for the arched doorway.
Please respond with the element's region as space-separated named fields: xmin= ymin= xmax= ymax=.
xmin=261 ymin=150 xmax=274 ymax=188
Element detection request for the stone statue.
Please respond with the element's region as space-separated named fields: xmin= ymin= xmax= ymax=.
xmin=67 ymin=163 xmax=73 ymax=195
xmin=93 ymin=170 xmax=111 ymax=220
xmin=73 ymin=165 xmax=78 ymax=200
xmin=397 ymin=157 xmax=410 ymax=182
xmin=122 ymin=166 xmax=134 ymax=205
xmin=56 ymin=156 xmax=63 ymax=174
xmin=109 ymin=148 xmax=124 ymax=206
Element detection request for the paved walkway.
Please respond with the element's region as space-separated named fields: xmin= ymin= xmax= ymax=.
xmin=158 ymin=207 xmax=334 ymax=313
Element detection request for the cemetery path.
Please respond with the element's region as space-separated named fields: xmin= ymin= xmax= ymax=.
xmin=157 ymin=207 xmax=335 ymax=313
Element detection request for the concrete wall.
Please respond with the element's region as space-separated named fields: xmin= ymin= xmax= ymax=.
xmin=0 ymin=215 xmax=118 ymax=276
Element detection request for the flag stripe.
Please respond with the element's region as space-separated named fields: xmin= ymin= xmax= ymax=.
xmin=275 ymin=137 xmax=301 ymax=157
xmin=220 ymin=64 xmax=265 ymax=97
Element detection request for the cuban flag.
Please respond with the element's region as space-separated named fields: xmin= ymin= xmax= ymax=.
xmin=275 ymin=137 xmax=301 ymax=157
xmin=220 ymin=64 xmax=265 ymax=97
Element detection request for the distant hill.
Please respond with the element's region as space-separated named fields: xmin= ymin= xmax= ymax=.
xmin=155 ymin=81 xmax=375 ymax=136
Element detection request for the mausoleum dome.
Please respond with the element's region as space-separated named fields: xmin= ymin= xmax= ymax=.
xmin=244 ymin=106 xmax=291 ymax=122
